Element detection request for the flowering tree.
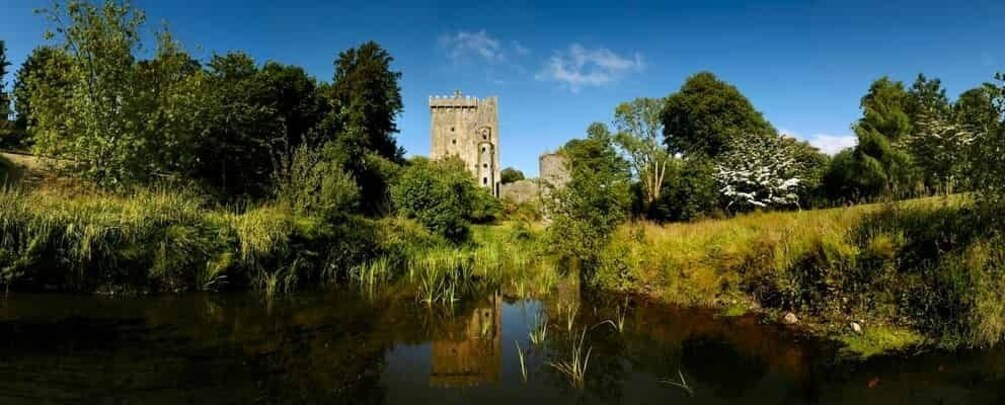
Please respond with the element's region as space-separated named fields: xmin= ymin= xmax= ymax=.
xmin=908 ymin=113 xmax=976 ymax=195
xmin=715 ymin=135 xmax=802 ymax=211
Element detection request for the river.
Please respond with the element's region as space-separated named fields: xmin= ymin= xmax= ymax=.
xmin=2 ymin=288 xmax=1004 ymax=404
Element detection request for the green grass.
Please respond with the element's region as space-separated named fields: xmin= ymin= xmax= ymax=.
xmin=587 ymin=195 xmax=1005 ymax=352
xmin=835 ymin=325 xmax=924 ymax=359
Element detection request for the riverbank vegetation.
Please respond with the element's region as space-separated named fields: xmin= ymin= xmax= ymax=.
xmin=2 ymin=0 xmax=1005 ymax=357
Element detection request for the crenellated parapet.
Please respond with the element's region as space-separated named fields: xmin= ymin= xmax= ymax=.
xmin=429 ymin=90 xmax=501 ymax=197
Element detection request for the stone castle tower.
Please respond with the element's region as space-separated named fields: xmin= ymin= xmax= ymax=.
xmin=429 ymin=91 xmax=500 ymax=197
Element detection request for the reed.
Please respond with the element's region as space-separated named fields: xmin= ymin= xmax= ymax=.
xmin=548 ymin=327 xmax=592 ymax=389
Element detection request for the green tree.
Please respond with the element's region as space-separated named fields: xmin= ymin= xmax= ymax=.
xmin=955 ymin=85 xmax=1000 ymax=137
xmin=613 ymin=97 xmax=674 ymax=212
xmin=0 ymin=40 xmax=10 ymax=137
xmin=905 ymin=74 xmax=951 ymax=124
xmin=830 ymin=77 xmax=918 ymax=200
xmin=655 ymin=155 xmax=718 ymax=222
xmin=12 ymin=46 xmax=73 ymax=148
xmin=500 ymin=167 xmax=524 ymax=184
xmin=547 ymin=123 xmax=632 ymax=268
xmin=391 ymin=156 xmax=487 ymax=243
xmin=662 ymin=71 xmax=775 ymax=157
xmin=971 ymin=73 xmax=1005 ymax=206
xmin=318 ymin=41 xmax=404 ymax=214
xmin=30 ymin=1 xmax=202 ymax=188
xmin=275 ymin=142 xmax=360 ymax=220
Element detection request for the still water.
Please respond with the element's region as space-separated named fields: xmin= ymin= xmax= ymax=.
xmin=2 ymin=288 xmax=1005 ymax=404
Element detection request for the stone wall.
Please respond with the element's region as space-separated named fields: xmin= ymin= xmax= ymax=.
xmin=538 ymin=152 xmax=569 ymax=189
xmin=499 ymin=179 xmax=538 ymax=204
xmin=429 ymin=91 xmax=501 ymax=197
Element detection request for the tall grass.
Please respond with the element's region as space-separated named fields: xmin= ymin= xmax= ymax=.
xmin=0 ymin=187 xmax=377 ymax=293
xmin=589 ymin=195 xmax=1005 ymax=349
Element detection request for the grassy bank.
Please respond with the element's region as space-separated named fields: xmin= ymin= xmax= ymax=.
xmin=0 ymin=187 xmax=561 ymax=300
xmin=4 ymin=185 xmax=1002 ymax=356
xmin=590 ymin=195 xmax=1005 ymax=355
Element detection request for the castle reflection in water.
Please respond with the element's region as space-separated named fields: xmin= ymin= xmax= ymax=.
xmin=429 ymin=292 xmax=503 ymax=387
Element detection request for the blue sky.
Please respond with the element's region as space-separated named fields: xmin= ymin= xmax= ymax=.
xmin=2 ymin=0 xmax=1003 ymax=176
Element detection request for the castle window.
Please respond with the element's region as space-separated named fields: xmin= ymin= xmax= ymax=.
xmin=483 ymin=177 xmax=488 ymax=185
xmin=482 ymin=147 xmax=486 ymax=152
xmin=482 ymin=134 xmax=487 ymax=140
xmin=450 ymin=127 xmax=455 ymax=132
xmin=483 ymin=164 xmax=488 ymax=168
xmin=452 ymin=139 xmax=456 ymax=145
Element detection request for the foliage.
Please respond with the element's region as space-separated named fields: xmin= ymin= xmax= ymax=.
xmin=547 ymin=123 xmax=632 ymax=270
xmin=0 ymin=40 xmax=10 ymax=139
xmin=391 ymin=156 xmax=492 ymax=243
xmin=652 ymin=156 xmax=719 ymax=222
xmin=319 ymin=41 xmax=404 ymax=214
xmin=192 ymin=52 xmax=285 ymax=199
xmin=10 ymin=46 xmax=73 ymax=150
xmin=613 ymin=97 xmax=674 ymax=211
xmin=20 ymin=2 xmax=213 ymax=189
xmin=824 ymin=77 xmax=918 ymax=202
xmin=274 ymin=142 xmax=360 ymax=219
xmin=500 ymin=167 xmax=525 ymax=184
xmin=907 ymin=114 xmax=975 ymax=195
xmin=662 ymin=71 xmax=775 ymax=157
xmin=714 ymin=134 xmax=803 ymax=212
xmin=971 ymin=73 xmax=1005 ymax=207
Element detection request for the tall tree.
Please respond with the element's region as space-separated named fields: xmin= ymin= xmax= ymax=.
xmin=971 ymin=73 xmax=1005 ymax=206
xmin=955 ymin=85 xmax=1000 ymax=136
xmin=319 ymin=41 xmax=404 ymax=214
xmin=662 ymin=72 xmax=775 ymax=157
xmin=12 ymin=46 xmax=73 ymax=143
xmin=849 ymin=77 xmax=918 ymax=198
xmin=905 ymin=74 xmax=951 ymax=124
xmin=547 ymin=123 xmax=632 ymax=268
xmin=30 ymin=1 xmax=200 ymax=188
xmin=0 ymin=40 xmax=10 ymax=134
xmin=195 ymin=52 xmax=280 ymax=198
xmin=613 ymin=97 xmax=673 ymax=210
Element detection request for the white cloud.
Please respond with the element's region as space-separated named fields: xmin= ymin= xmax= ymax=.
xmin=440 ymin=30 xmax=505 ymax=63
xmin=780 ymin=129 xmax=856 ymax=155
xmin=536 ymin=44 xmax=645 ymax=92
xmin=808 ymin=134 xmax=857 ymax=155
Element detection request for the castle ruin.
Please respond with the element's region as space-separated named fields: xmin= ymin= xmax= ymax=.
xmin=429 ymin=91 xmax=500 ymax=197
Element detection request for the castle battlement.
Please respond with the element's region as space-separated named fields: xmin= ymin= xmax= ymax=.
xmin=429 ymin=91 xmax=497 ymax=108
xmin=429 ymin=90 xmax=500 ymax=197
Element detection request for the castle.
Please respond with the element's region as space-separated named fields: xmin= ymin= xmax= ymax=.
xmin=429 ymin=91 xmax=500 ymax=197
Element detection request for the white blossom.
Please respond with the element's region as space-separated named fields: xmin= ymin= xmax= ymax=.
xmin=715 ymin=135 xmax=803 ymax=211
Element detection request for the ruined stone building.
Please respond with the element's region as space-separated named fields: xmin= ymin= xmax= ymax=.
xmin=429 ymin=91 xmax=501 ymax=197
xmin=499 ymin=152 xmax=569 ymax=205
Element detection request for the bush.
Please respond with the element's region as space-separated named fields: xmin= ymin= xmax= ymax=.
xmin=391 ymin=156 xmax=483 ymax=243
xmin=275 ymin=143 xmax=360 ymax=219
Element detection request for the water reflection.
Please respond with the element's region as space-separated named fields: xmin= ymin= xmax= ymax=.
xmin=2 ymin=289 xmax=1005 ymax=403
xmin=430 ymin=293 xmax=502 ymax=387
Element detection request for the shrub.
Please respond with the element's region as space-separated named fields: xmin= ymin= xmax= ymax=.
xmin=391 ymin=156 xmax=482 ymax=243
xmin=275 ymin=143 xmax=360 ymax=219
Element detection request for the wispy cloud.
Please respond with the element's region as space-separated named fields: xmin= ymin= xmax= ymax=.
xmin=536 ymin=44 xmax=644 ymax=92
xmin=440 ymin=30 xmax=506 ymax=64
xmin=512 ymin=41 xmax=530 ymax=56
